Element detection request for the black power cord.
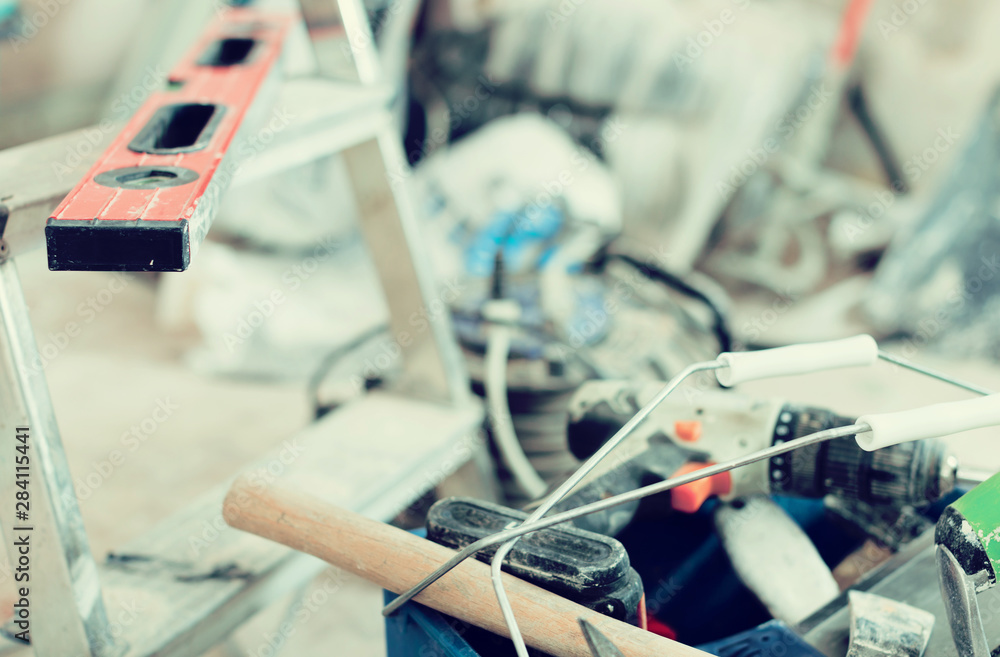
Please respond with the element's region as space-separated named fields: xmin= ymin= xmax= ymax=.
xmin=599 ymin=251 xmax=733 ymax=353
xmin=308 ymin=324 xmax=390 ymax=418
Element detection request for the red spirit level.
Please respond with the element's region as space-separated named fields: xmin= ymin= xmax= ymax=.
xmin=46 ymin=9 xmax=292 ymax=272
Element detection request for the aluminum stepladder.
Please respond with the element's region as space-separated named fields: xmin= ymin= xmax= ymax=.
xmin=0 ymin=1 xmax=484 ymax=655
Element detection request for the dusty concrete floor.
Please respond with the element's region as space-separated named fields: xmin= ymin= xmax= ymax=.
xmin=4 ymin=243 xmax=1000 ymax=657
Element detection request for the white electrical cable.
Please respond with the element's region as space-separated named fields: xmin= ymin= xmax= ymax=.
xmin=484 ymin=311 xmax=548 ymax=500
xmin=539 ymin=226 xmax=604 ymax=334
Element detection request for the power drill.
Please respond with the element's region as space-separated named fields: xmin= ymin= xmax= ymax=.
xmin=559 ymin=381 xmax=958 ymax=536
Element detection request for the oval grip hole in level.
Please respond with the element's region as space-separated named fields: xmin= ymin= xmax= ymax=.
xmin=94 ymin=165 xmax=199 ymax=189
xmin=198 ymin=37 xmax=258 ymax=66
xmin=128 ymin=103 xmax=226 ymax=155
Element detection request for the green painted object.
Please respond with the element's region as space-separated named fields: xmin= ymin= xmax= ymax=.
xmin=936 ymin=472 xmax=1000 ymax=591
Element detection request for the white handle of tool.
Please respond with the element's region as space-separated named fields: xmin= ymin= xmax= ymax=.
xmin=715 ymin=335 xmax=878 ymax=387
xmin=856 ymin=394 xmax=1000 ymax=450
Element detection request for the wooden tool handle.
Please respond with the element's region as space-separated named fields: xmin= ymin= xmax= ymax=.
xmin=224 ymin=477 xmax=706 ymax=657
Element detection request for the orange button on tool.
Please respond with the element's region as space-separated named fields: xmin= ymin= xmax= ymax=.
xmin=674 ymin=420 xmax=702 ymax=443
xmin=670 ymin=462 xmax=732 ymax=513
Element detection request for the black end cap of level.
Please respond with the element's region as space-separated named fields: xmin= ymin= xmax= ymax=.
xmin=45 ymin=218 xmax=190 ymax=272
